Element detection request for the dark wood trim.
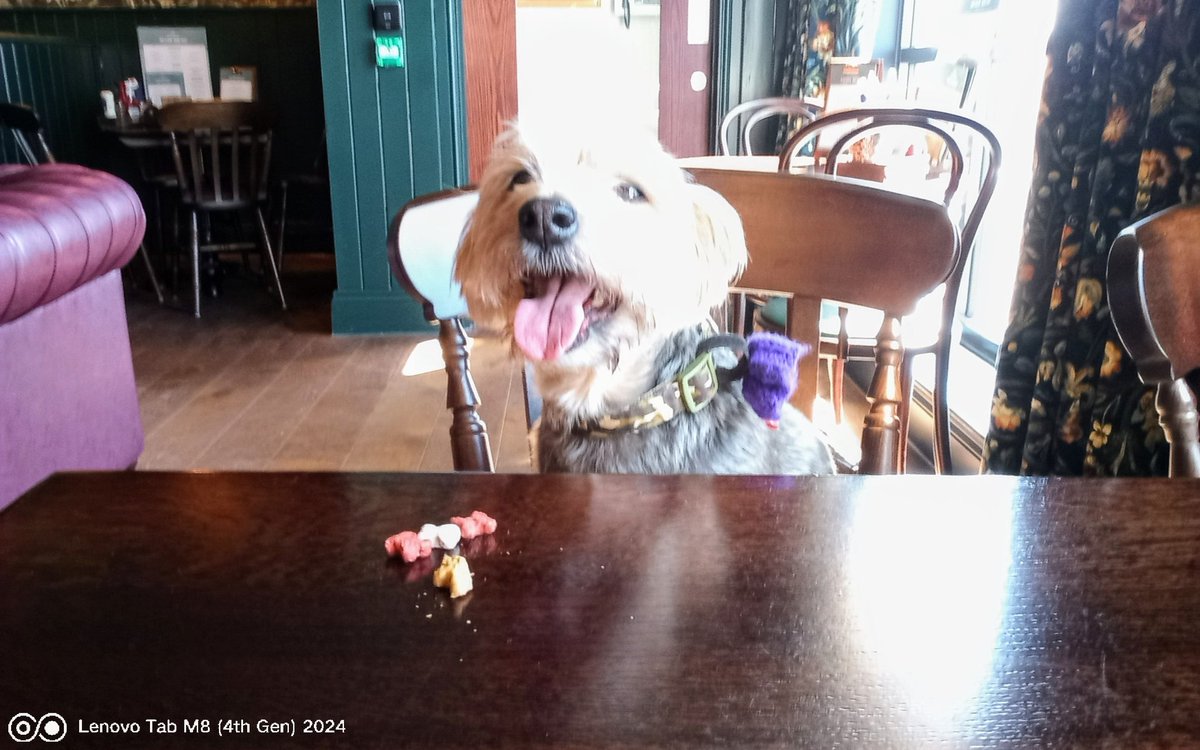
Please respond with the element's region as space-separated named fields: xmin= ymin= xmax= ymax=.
xmin=439 ymin=318 xmax=496 ymax=472
xmin=462 ymin=0 xmax=518 ymax=181
xmin=658 ymin=0 xmax=712 ymax=157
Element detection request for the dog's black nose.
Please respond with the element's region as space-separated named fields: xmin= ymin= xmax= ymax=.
xmin=519 ymin=197 xmax=578 ymax=248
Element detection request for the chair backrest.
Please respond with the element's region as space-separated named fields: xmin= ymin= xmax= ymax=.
xmin=719 ymin=97 xmax=821 ymax=157
xmin=688 ymin=167 xmax=959 ymax=474
xmin=1108 ymin=202 xmax=1200 ymax=477
xmin=0 ymin=102 xmax=55 ymax=164
xmin=388 ymin=188 xmax=495 ymax=472
xmin=156 ymin=101 xmax=273 ymax=207
xmin=780 ymin=107 xmax=1001 ymax=323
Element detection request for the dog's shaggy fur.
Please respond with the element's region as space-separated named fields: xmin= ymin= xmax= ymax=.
xmin=455 ymin=126 xmax=833 ymax=475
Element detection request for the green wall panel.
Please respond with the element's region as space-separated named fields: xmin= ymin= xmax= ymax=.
xmin=0 ymin=33 xmax=99 ymax=164
xmin=317 ymin=0 xmax=467 ymax=334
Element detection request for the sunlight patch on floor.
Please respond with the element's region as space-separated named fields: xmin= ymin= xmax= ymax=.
xmin=401 ymin=336 xmax=473 ymax=377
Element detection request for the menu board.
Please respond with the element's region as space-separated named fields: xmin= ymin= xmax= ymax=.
xmin=137 ymin=26 xmax=214 ymax=107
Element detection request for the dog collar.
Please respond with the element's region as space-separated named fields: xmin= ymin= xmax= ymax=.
xmin=571 ymin=328 xmax=750 ymax=437
xmin=573 ymin=350 xmax=722 ymax=436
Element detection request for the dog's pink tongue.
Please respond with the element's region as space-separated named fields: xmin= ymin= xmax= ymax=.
xmin=514 ymin=275 xmax=593 ymax=361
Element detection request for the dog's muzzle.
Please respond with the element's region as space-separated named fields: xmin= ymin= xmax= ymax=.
xmin=519 ymin=197 xmax=578 ymax=249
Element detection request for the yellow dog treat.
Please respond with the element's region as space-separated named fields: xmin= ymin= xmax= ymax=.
xmin=432 ymin=554 xmax=473 ymax=598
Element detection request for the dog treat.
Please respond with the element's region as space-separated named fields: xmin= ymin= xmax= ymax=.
xmin=451 ymin=510 xmax=498 ymax=540
xmin=418 ymin=523 xmax=462 ymax=550
xmin=385 ymin=530 xmax=432 ymax=563
xmin=432 ymin=554 xmax=473 ymax=598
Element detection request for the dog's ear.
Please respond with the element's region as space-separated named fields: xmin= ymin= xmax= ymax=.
xmin=689 ymin=183 xmax=748 ymax=307
xmin=453 ymin=209 xmax=507 ymax=329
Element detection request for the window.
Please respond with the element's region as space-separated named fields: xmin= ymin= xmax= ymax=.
xmin=900 ymin=0 xmax=1059 ymax=353
xmin=890 ymin=0 xmax=1058 ymax=441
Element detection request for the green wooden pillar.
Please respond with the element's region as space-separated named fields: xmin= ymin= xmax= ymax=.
xmin=317 ymin=0 xmax=468 ymax=334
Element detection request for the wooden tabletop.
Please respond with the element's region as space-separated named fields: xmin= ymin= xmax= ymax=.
xmin=2 ymin=472 xmax=1200 ymax=748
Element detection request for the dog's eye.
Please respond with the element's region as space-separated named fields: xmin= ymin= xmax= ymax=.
xmin=614 ymin=181 xmax=647 ymax=203
xmin=509 ymin=169 xmax=534 ymax=189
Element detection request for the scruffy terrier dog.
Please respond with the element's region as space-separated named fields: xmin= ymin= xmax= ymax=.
xmin=455 ymin=127 xmax=833 ymax=475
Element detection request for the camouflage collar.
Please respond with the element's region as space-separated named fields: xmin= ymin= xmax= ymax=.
xmin=572 ymin=350 xmax=722 ymax=436
xmin=572 ymin=329 xmax=748 ymax=437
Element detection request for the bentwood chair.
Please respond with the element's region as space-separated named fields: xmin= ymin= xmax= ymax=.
xmin=156 ymin=101 xmax=285 ymax=318
xmin=0 ymin=102 xmax=164 ymax=304
xmin=688 ymin=167 xmax=959 ymax=474
xmin=718 ymin=97 xmax=823 ymax=156
xmin=772 ymin=107 xmax=1001 ymax=473
xmin=1108 ymin=203 xmax=1200 ymax=478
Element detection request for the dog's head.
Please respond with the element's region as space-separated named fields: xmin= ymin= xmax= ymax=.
xmin=454 ymin=126 xmax=747 ymax=371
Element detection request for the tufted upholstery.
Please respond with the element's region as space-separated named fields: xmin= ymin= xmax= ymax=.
xmin=0 ymin=164 xmax=145 ymax=325
xmin=0 ymin=164 xmax=147 ymax=510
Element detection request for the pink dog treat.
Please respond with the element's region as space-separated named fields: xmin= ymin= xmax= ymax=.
xmin=384 ymin=530 xmax=432 ymax=563
xmin=451 ymin=510 xmax=498 ymax=540
xmin=470 ymin=510 xmax=498 ymax=534
xmin=451 ymin=515 xmax=483 ymax=540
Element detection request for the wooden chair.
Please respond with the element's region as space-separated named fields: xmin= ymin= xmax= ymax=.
xmin=688 ymin=167 xmax=959 ymax=474
xmin=274 ymin=127 xmax=330 ymax=272
xmin=1 ymin=101 xmax=164 ymax=304
xmin=116 ymin=131 xmax=181 ymax=291
xmin=719 ymin=97 xmax=822 ymax=156
xmin=1108 ymin=203 xmax=1200 ymax=477
xmin=157 ymin=101 xmax=284 ymax=318
xmin=773 ymin=107 xmax=1001 ymax=473
xmin=388 ymin=188 xmax=495 ymax=472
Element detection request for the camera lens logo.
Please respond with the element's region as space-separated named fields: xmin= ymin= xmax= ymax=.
xmin=8 ymin=713 xmax=67 ymax=743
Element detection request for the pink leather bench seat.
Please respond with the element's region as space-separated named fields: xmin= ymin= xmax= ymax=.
xmin=0 ymin=164 xmax=147 ymax=510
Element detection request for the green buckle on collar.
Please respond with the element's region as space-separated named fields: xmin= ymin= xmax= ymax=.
xmin=678 ymin=352 xmax=718 ymax=414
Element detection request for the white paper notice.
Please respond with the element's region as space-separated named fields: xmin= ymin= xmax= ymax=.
xmin=145 ymin=82 xmax=184 ymax=104
xmin=221 ymin=79 xmax=254 ymax=102
xmin=687 ymin=0 xmax=711 ymax=45
xmin=138 ymin=27 xmax=214 ymax=106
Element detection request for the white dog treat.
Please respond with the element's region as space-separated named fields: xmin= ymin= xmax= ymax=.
xmin=417 ymin=522 xmax=462 ymax=550
xmin=418 ymin=523 xmax=440 ymax=545
xmin=436 ymin=523 xmax=462 ymax=550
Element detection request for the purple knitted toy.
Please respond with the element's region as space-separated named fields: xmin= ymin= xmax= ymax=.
xmin=742 ymin=332 xmax=808 ymax=429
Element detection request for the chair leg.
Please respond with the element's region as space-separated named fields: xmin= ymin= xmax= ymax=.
xmin=831 ymin=305 xmax=850 ymax=424
xmin=138 ymin=243 xmax=165 ymax=304
xmin=190 ymin=210 xmax=201 ymax=318
xmin=932 ymin=343 xmax=953 ymax=475
xmin=255 ymin=207 xmax=287 ymax=311
xmin=830 ymin=357 xmax=845 ymax=424
xmin=171 ymin=203 xmax=181 ymax=295
xmin=276 ymin=179 xmax=289 ymax=274
xmin=898 ymin=355 xmax=914 ymax=474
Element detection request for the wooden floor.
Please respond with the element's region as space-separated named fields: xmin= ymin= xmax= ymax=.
xmin=126 ymin=257 xmax=533 ymax=473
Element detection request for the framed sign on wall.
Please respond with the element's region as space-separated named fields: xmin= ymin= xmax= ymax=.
xmin=137 ymin=26 xmax=214 ymax=106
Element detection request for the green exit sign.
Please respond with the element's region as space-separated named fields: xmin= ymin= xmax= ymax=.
xmin=375 ymin=36 xmax=404 ymax=68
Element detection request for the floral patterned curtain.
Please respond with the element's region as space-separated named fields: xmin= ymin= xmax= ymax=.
xmin=772 ymin=0 xmax=871 ymax=148
xmin=985 ymin=0 xmax=1200 ymax=476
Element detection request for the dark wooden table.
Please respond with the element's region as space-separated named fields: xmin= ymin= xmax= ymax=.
xmin=2 ymin=472 xmax=1199 ymax=748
